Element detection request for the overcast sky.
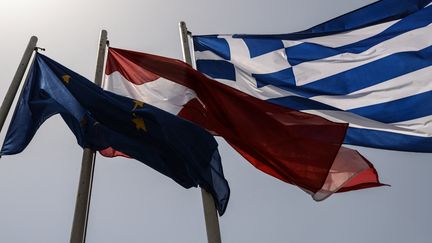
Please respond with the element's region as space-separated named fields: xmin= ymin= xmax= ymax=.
xmin=0 ymin=0 xmax=431 ymax=242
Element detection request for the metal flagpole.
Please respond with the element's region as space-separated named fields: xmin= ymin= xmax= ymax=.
xmin=70 ymin=29 xmax=108 ymax=243
xmin=179 ymin=21 xmax=223 ymax=243
xmin=0 ymin=36 xmax=38 ymax=133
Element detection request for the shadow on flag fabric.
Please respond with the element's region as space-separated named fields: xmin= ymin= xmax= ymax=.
xmin=104 ymin=47 xmax=384 ymax=201
xmin=193 ymin=0 xmax=432 ymax=152
xmin=0 ymin=53 xmax=230 ymax=215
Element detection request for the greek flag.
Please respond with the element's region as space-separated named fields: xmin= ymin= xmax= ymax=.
xmin=193 ymin=0 xmax=432 ymax=152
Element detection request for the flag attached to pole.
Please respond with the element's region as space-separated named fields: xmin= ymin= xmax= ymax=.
xmin=104 ymin=47 xmax=384 ymax=201
xmin=193 ymin=0 xmax=432 ymax=152
xmin=0 ymin=53 xmax=230 ymax=215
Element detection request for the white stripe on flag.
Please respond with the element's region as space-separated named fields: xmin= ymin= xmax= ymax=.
xmin=218 ymin=68 xmax=297 ymax=100
xmin=310 ymin=66 xmax=432 ymax=110
xmin=221 ymin=36 xmax=291 ymax=74
xmin=295 ymin=20 xmax=399 ymax=48
xmin=391 ymin=115 xmax=432 ymax=135
xmin=294 ymin=23 xmax=432 ymax=86
xmin=303 ymin=109 xmax=432 ymax=137
xmin=104 ymin=72 xmax=196 ymax=115
xmin=194 ymin=50 xmax=226 ymax=61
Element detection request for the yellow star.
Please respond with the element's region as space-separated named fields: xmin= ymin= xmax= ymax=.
xmin=62 ymin=75 xmax=71 ymax=84
xmin=132 ymin=100 xmax=144 ymax=110
xmin=132 ymin=113 xmax=147 ymax=132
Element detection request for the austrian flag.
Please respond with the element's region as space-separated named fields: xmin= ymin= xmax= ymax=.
xmin=104 ymin=47 xmax=384 ymax=201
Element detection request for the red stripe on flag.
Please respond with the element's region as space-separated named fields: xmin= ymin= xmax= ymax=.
xmin=106 ymin=50 xmax=160 ymax=84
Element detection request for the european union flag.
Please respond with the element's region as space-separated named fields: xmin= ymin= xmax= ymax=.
xmin=0 ymin=53 xmax=229 ymax=215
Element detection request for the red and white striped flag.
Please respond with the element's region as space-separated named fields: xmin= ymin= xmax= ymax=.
xmin=103 ymin=47 xmax=384 ymax=200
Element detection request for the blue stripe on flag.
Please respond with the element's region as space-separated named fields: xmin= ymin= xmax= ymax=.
xmin=194 ymin=36 xmax=231 ymax=60
xmin=196 ymin=60 xmax=236 ymax=80
xmin=298 ymin=45 xmax=432 ymax=97
xmin=301 ymin=0 xmax=432 ymax=36
xmin=348 ymin=91 xmax=432 ymax=123
xmin=241 ymin=38 xmax=284 ymax=58
xmin=287 ymin=5 xmax=432 ymax=65
xmin=286 ymin=44 xmax=339 ymax=66
xmin=268 ymin=96 xmax=339 ymax=111
xmin=232 ymin=0 xmax=432 ymax=40
xmin=345 ymin=127 xmax=432 ymax=152
xmin=253 ymin=68 xmax=296 ymax=88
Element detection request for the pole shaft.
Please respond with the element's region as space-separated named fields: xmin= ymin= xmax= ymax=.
xmin=0 ymin=36 xmax=38 ymax=133
xmin=179 ymin=21 xmax=222 ymax=243
xmin=70 ymin=30 xmax=108 ymax=243
xmin=201 ymin=189 xmax=223 ymax=243
xmin=70 ymin=149 xmax=95 ymax=243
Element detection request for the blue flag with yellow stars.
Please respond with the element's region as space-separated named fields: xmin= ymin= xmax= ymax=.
xmin=1 ymin=53 xmax=229 ymax=215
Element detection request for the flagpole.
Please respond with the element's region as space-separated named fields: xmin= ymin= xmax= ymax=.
xmin=70 ymin=29 xmax=108 ymax=243
xmin=0 ymin=36 xmax=38 ymax=133
xmin=179 ymin=21 xmax=223 ymax=243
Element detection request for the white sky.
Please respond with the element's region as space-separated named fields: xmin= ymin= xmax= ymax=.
xmin=0 ymin=0 xmax=431 ymax=242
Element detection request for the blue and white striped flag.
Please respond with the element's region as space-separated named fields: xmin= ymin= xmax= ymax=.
xmin=193 ymin=0 xmax=432 ymax=152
